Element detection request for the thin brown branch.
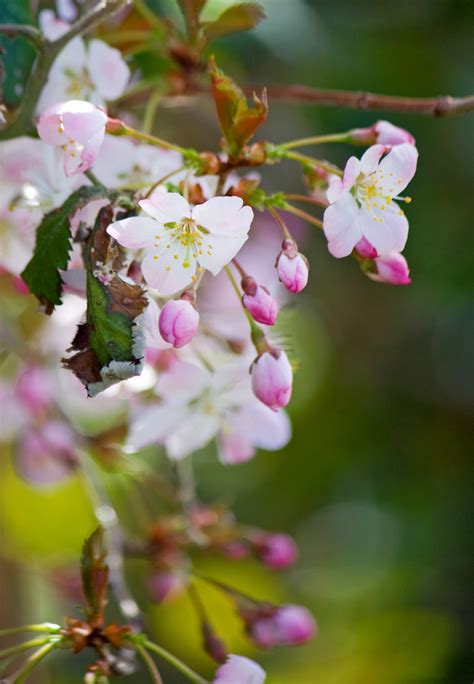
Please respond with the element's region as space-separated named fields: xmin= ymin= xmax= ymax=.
xmin=242 ymin=83 xmax=474 ymax=117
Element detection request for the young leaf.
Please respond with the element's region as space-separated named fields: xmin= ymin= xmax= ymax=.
xmin=81 ymin=527 xmax=108 ymax=628
xmin=209 ymin=58 xmax=268 ymax=157
xmin=202 ymin=2 xmax=265 ymax=42
xmin=21 ymin=185 xmax=108 ymax=314
xmin=64 ymin=207 xmax=147 ymax=397
xmin=177 ymin=0 xmax=208 ymax=37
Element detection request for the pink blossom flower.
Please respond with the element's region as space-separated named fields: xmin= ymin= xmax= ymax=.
xmin=16 ymin=420 xmax=77 ymax=486
xmin=250 ymin=605 xmax=316 ymax=648
xmin=37 ymin=34 xmax=130 ymax=113
xmin=158 ymin=298 xmax=200 ymax=348
xmin=15 ymin=366 xmax=56 ymax=415
xmin=126 ymin=360 xmax=290 ymax=462
xmin=351 ymin=120 xmax=416 ymax=147
xmin=38 ymin=100 xmax=108 ymax=176
xmin=213 ymin=655 xmax=265 ymax=684
xmin=254 ymin=533 xmax=298 ymax=569
xmin=251 ymin=350 xmax=293 ymax=411
xmin=324 ymin=143 xmax=418 ymax=258
xmin=107 ymin=191 xmax=253 ymax=296
xmin=242 ymin=277 xmax=278 ymax=326
xmin=276 ymin=240 xmax=309 ymax=293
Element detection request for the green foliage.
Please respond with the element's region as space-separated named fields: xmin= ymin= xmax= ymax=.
xmin=21 ymin=186 xmax=109 ymax=314
xmin=201 ymin=2 xmax=265 ymax=42
xmin=0 ymin=0 xmax=36 ymax=106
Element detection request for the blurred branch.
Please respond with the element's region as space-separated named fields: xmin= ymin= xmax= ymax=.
xmin=243 ymin=84 xmax=474 ymax=117
xmin=0 ymin=0 xmax=131 ymax=140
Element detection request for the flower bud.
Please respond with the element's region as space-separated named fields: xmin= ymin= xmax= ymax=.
xmin=349 ymin=120 xmax=415 ymax=147
xmin=372 ymin=252 xmax=411 ymax=285
xmin=213 ymin=655 xmax=266 ymax=684
xmin=276 ymin=241 xmax=309 ymax=293
xmin=251 ymin=350 xmax=293 ymax=411
xmin=355 ymin=237 xmax=378 ymax=259
xmin=254 ymin=533 xmax=298 ymax=569
xmin=242 ymin=276 xmax=278 ymax=326
xmin=250 ymin=605 xmax=316 ymax=648
xmin=158 ymin=298 xmax=199 ymax=348
xmin=148 ymin=571 xmax=187 ymax=604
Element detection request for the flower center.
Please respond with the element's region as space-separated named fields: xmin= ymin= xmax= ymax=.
xmin=64 ymin=67 xmax=95 ymax=99
xmin=152 ymin=217 xmax=213 ymax=276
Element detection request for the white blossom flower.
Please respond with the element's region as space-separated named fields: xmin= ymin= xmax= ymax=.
xmin=107 ymin=191 xmax=253 ymax=296
xmin=323 ymin=143 xmax=418 ymax=258
xmin=125 ymin=360 xmax=291 ymax=462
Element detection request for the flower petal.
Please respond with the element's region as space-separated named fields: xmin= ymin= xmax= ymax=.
xmin=192 ymin=196 xmax=253 ymax=237
xmin=323 ymin=193 xmax=362 ymax=258
xmin=126 ymin=404 xmax=184 ymax=452
xmin=166 ymin=410 xmax=220 ymax=460
xmin=156 ymin=361 xmax=211 ymax=404
xmin=141 ymin=250 xmax=196 ymax=295
xmin=375 ymin=143 xmax=418 ymax=195
xmin=88 ymin=39 xmax=130 ymax=101
xmin=107 ymin=216 xmax=158 ymax=249
xmin=198 ymin=233 xmax=248 ymax=275
xmin=341 ymin=156 xmax=361 ymax=191
xmin=360 ymin=201 xmax=409 ymax=255
xmin=140 ymin=191 xmax=191 ymax=224
xmin=360 ymin=144 xmax=385 ymax=175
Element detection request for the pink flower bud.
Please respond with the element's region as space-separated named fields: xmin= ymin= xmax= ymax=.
xmin=350 ymin=121 xmax=415 ymax=147
xmin=213 ymin=655 xmax=266 ymax=684
xmin=251 ymin=350 xmax=292 ymax=411
xmin=242 ymin=277 xmax=278 ymax=325
xmin=148 ymin=571 xmax=187 ymax=604
xmin=276 ymin=247 xmax=309 ymax=293
xmin=158 ymin=299 xmax=199 ymax=348
xmin=251 ymin=605 xmax=316 ymax=648
xmin=254 ymin=533 xmax=298 ymax=569
xmin=16 ymin=420 xmax=77 ymax=486
xmin=37 ymin=100 xmax=108 ymax=176
xmin=15 ymin=366 xmax=56 ymax=415
xmin=371 ymin=252 xmax=411 ymax=285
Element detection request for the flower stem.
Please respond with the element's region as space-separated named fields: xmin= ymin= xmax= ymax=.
xmin=283 ymin=193 xmax=328 ymax=208
xmin=281 ymin=150 xmax=342 ymax=177
xmin=132 ymin=638 xmax=208 ymax=684
xmin=224 ymin=266 xmax=267 ymax=353
xmin=280 ymin=132 xmax=351 ymax=149
xmin=119 ymin=124 xmax=186 ymax=155
xmin=2 ymin=638 xmax=60 ymax=684
xmin=283 ymin=204 xmax=324 ymax=230
xmin=0 ymin=624 xmax=60 ymax=638
xmin=142 ymin=88 xmax=164 ymax=135
xmin=0 ymin=637 xmax=53 ymax=661
xmin=267 ymin=205 xmax=292 ymax=241
xmin=134 ymin=643 xmax=164 ymax=684
xmin=144 ymin=165 xmax=186 ymax=199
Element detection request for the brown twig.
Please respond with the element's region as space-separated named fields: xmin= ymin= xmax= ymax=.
xmin=242 ymin=84 xmax=474 ymax=118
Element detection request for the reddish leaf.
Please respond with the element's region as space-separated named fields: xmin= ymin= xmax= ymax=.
xmin=202 ymin=3 xmax=265 ymax=42
xmin=81 ymin=527 xmax=109 ymax=628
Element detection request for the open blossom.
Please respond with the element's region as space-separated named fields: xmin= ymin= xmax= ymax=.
xmin=251 ymin=350 xmax=293 ymax=411
xmin=158 ymin=298 xmax=200 ymax=348
xmin=126 ymin=360 xmax=290 ymax=462
xmin=38 ymin=100 xmax=108 ymax=176
xmin=323 ymin=143 xmax=418 ymax=258
xmin=37 ymin=31 xmax=130 ymax=112
xmin=107 ymin=191 xmax=253 ymax=296
xmin=213 ymin=655 xmax=265 ymax=684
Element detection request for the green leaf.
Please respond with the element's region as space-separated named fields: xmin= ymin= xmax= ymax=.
xmin=64 ymin=206 xmax=147 ymax=397
xmin=21 ymin=186 xmax=109 ymax=314
xmin=202 ymin=2 xmax=265 ymax=42
xmin=81 ymin=527 xmax=108 ymax=628
xmin=0 ymin=0 xmax=36 ymax=106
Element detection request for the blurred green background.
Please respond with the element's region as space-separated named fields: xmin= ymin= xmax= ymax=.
xmin=0 ymin=0 xmax=473 ymax=682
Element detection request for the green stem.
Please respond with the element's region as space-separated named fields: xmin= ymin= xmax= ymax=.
xmin=134 ymin=643 xmax=163 ymax=684
xmin=267 ymin=205 xmax=292 ymax=241
xmin=120 ymin=124 xmax=186 ymax=154
xmin=142 ymin=89 xmax=164 ymax=135
xmin=279 ymin=132 xmax=350 ymax=149
xmin=281 ymin=150 xmax=342 ymax=177
xmin=283 ymin=192 xmax=328 ymax=208
xmin=4 ymin=639 xmax=60 ymax=684
xmin=137 ymin=639 xmax=208 ymax=684
xmin=0 ymin=624 xmax=60 ymax=638
xmin=144 ymin=165 xmax=186 ymax=199
xmin=0 ymin=637 xmax=52 ymax=661
xmin=85 ymin=170 xmax=104 ymax=187
xmin=283 ymin=204 xmax=324 ymax=230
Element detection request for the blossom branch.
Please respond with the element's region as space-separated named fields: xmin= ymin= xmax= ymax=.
xmin=242 ymin=83 xmax=474 ymax=117
xmin=0 ymin=0 xmax=131 ymax=140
